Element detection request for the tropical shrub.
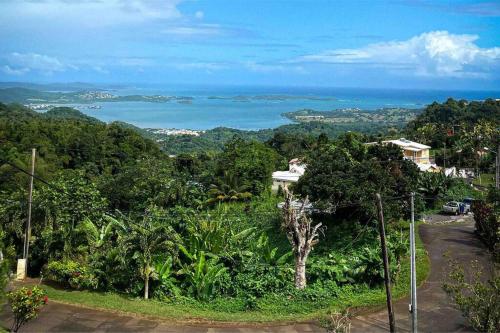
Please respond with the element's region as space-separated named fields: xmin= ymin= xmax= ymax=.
xmin=472 ymin=188 xmax=499 ymax=261
xmin=323 ymin=310 xmax=352 ymax=333
xmin=44 ymin=260 xmax=97 ymax=290
xmin=177 ymin=251 xmax=228 ymax=300
xmin=233 ymin=263 xmax=294 ymax=297
xmin=443 ymin=260 xmax=500 ymax=333
xmin=417 ymin=172 xmax=452 ymax=208
xmin=7 ymin=286 xmax=48 ymax=333
xmin=152 ymin=257 xmax=181 ymax=299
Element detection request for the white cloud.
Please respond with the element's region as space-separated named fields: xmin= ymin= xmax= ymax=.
xmin=293 ymin=31 xmax=500 ymax=78
xmin=1 ymin=65 xmax=30 ymax=76
xmin=245 ymin=61 xmax=307 ymax=74
xmin=0 ymin=0 xmax=183 ymax=27
xmin=173 ymin=62 xmax=227 ymax=72
xmin=3 ymin=53 xmax=77 ymax=75
xmin=161 ymin=24 xmax=222 ymax=37
xmin=195 ymin=11 xmax=204 ymax=19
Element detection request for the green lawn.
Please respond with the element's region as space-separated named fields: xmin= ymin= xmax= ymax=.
xmin=25 ymin=224 xmax=430 ymax=324
xmin=473 ymin=173 xmax=495 ymax=187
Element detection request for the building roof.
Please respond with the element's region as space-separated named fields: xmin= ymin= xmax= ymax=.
xmin=289 ymin=158 xmax=303 ymax=164
xmin=272 ymin=171 xmax=301 ymax=182
xmin=382 ymin=138 xmax=431 ymax=151
xmin=416 ymin=163 xmax=440 ymax=172
xmin=277 ymin=200 xmax=316 ymax=211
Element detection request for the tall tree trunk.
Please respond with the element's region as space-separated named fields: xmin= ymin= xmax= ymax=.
xmin=295 ymin=255 xmax=307 ymax=289
xmin=144 ymin=274 xmax=149 ymax=300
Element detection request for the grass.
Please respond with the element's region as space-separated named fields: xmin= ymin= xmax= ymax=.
xmin=472 ymin=173 xmax=495 ymax=187
xmin=21 ymin=223 xmax=431 ymax=325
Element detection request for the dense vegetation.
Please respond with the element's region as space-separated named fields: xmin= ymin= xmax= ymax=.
xmin=151 ymin=122 xmax=400 ymax=155
xmin=0 ymin=98 xmax=496 ymax=323
xmin=406 ymin=98 xmax=499 ymax=172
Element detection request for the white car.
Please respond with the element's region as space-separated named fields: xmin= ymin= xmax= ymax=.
xmin=442 ymin=201 xmax=460 ymax=215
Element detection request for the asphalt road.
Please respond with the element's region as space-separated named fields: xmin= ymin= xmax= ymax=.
xmin=351 ymin=215 xmax=491 ymax=333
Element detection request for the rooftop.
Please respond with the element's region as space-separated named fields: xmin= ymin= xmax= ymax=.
xmin=382 ymin=138 xmax=431 ymax=151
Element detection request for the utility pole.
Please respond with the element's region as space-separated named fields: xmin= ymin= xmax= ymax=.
xmin=443 ymin=143 xmax=446 ymax=169
xmin=409 ymin=193 xmax=417 ymax=333
xmin=23 ymin=148 xmax=36 ymax=278
xmin=375 ymin=193 xmax=396 ymax=333
xmin=496 ymin=145 xmax=499 ymax=189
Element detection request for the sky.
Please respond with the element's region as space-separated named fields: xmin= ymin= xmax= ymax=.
xmin=0 ymin=0 xmax=499 ymax=90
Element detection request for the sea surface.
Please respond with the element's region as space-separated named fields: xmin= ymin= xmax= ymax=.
xmin=68 ymin=85 xmax=499 ymax=130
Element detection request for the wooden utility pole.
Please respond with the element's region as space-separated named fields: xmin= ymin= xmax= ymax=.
xmin=375 ymin=193 xmax=396 ymax=333
xmin=23 ymin=148 xmax=36 ymax=277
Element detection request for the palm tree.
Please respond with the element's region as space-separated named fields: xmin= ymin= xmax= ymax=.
xmin=122 ymin=207 xmax=173 ymax=299
xmin=205 ymin=184 xmax=252 ymax=206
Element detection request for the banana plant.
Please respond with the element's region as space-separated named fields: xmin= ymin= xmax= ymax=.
xmin=155 ymin=257 xmax=177 ymax=287
xmin=177 ymin=251 xmax=227 ymax=301
xmin=180 ymin=213 xmax=256 ymax=260
xmin=256 ymin=233 xmax=292 ymax=266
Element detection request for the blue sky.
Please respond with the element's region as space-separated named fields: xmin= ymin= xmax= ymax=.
xmin=0 ymin=0 xmax=499 ymax=90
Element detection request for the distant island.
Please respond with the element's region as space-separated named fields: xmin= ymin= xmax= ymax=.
xmin=283 ymin=107 xmax=422 ymax=125
xmin=207 ymin=95 xmax=335 ymax=102
xmin=0 ymin=87 xmax=193 ymax=106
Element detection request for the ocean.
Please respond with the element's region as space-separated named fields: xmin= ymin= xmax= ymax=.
xmin=70 ymin=86 xmax=499 ymax=130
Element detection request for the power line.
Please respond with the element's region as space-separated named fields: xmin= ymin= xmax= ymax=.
xmin=0 ymin=158 xmax=61 ymax=191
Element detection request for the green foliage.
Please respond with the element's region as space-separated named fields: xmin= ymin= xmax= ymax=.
xmin=153 ymin=257 xmax=181 ymax=299
xmin=30 ymin=170 xmax=108 ymax=268
xmin=0 ymin=230 xmax=11 ymax=300
xmin=472 ymin=188 xmax=499 ymax=260
xmin=417 ymin=172 xmax=451 ymax=207
xmin=44 ymin=260 xmax=97 ymax=290
xmin=215 ymin=138 xmax=279 ymax=195
xmin=406 ymin=98 xmax=499 ymax=170
xmin=443 ymin=260 xmax=500 ymax=333
xmin=177 ymin=251 xmax=228 ymax=301
xmin=296 ymin=142 xmax=418 ymax=220
xmin=205 ymin=184 xmax=252 ymax=206
xmin=0 ymin=99 xmax=434 ymax=320
xmin=7 ymin=286 xmax=48 ymax=333
xmin=122 ymin=206 xmax=176 ymax=299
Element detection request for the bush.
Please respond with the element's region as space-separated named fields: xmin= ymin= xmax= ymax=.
xmin=472 ymin=189 xmax=499 ymax=261
xmin=7 ymin=286 xmax=48 ymax=332
xmin=443 ymin=260 xmax=499 ymax=333
xmin=233 ymin=264 xmax=294 ymax=298
xmin=44 ymin=260 xmax=98 ymax=290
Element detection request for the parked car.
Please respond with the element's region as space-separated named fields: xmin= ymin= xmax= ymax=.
xmin=442 ymin=201 xmax=460 ymax=215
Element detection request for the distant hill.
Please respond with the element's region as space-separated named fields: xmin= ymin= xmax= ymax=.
xmin=0 ymin=87 xmax=56 ymax=103
xmin=43 ymin=107 xmax=103 ymax=123
xmin=0 ymin=87 xmax=185 ymax=104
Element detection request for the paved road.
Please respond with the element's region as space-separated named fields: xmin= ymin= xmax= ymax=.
xmin=0 ymin=301 xmax=323 ymax=332
xmin=351 ymin=215 xmax=491 ymax=333
xmin=0 ymin=215 xmax=490 ymax=332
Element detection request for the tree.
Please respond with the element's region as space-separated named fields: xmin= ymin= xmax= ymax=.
xmin=296 ymin=143 xmax=418 ymax=220
xmin=29 ymin=170 xmax=108 ymax=270
xmin=215 ymin=138 xmax=279 ymax=195
xmin=281 ymin=190 xmax=323 ymax=289
xmin=122 ymin=206 xmax=175 ymax=299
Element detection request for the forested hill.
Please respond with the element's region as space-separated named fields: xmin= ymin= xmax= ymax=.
xmin=405 ymin=98 xmax=499 ymax=146
xmin=0 ymin=103 xmax=162 ymax=192
xmin=407 ymin=98 xmax=499 ymax=130
xmin=404 ymin=98 xmax=499 ymax=168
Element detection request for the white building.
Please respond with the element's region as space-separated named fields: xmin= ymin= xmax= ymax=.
xmin=272 ymin=158 xmax=306 ymax=192
xmin=368 ymin=138 xmax=441 ymax=172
